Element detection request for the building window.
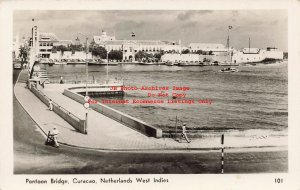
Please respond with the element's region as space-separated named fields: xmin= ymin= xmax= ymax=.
xmin=40 ymin=43 xmax=42 ymax=46
xmin=47 ymin=43 xmax=50 ymax=46
xmin=47 ymin=49 xmax=52 ymax=52
xmin=50 ymin=43 xmax=53 ymax=46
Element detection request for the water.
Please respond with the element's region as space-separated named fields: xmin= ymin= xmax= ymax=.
xmin=45 ymin=62 xmax=288 ymax=136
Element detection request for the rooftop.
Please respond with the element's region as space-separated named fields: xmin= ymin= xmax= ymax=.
xmin=39 ymin=33 xmax=59 ymax=42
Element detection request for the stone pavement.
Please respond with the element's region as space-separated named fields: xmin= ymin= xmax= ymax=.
xmin=14 ymin=70 xmax=288 ymax=152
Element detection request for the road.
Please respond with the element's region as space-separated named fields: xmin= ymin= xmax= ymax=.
xmin=13 ymin=69 xmax=288 ymax=174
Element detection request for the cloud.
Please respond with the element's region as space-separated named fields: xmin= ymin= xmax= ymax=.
xmin=13 ymin=10 xmax=287 ymax=51
xmin=177 ymin=10 xmax=213 ymax=21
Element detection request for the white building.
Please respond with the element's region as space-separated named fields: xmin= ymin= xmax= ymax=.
xmin=51 ymin=51 xmax=93 ymax=60
xmin=264 ymin=47 xmax=284 ymax=60
xmin=38 ymin=33 xmax=59 ymax=58
xmin=93 ymin=31 xmax=181 ymax=61
xmin=188 ymin=43 xmax=231 ymax=54
xmin=232 ymin=47 xmax=283 ymax=64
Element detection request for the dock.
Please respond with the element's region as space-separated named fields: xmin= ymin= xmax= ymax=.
xmin=14 ymin=70 xmax=288 ymax=151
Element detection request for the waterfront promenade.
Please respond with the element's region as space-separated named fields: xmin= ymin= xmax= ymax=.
xmin=14 ymin=70 xmax=287 ymax=152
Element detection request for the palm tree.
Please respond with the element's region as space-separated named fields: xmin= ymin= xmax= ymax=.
xmin=19 ymin=45 xmax=28 ymax=68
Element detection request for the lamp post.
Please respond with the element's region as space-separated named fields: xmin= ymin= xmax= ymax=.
xmin=78 ymin=33 xmax=89 ymax=134
xmin=106 ymin=44 xmax=109 ymax=83
xmin=78 ymin=33 xmax=89 ymax=96
xmin=227 ymin=26 xmax=232 ymax=63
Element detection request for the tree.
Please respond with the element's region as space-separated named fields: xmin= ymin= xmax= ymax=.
xmin=135 ymin=51 xmax=148 ymax=61
xmin=56 ymin=45 xmax=68 ymax=55
xmin=108 ymin=50 xmax=123 ymax=61
xmin=19 ymin=45 xmax=28 ymax=67
xmin=154 ymin=52 xmax=163 ymax=60
xmin=52 ymin=46 xmax=57 ymax=53
xmin=181 ymin=49 xmax=190 ymax=54
xmin=70 ymin=44 xmax=83 ymax=52
xmin=90 ymin=46 xmax=107 ymax=59
xmin=196 ymin=50 xmax=204 ymax=55
xmin=89 ymin=41 xmax=96 ymax=51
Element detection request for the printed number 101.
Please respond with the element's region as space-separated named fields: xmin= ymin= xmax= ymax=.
xmin=275 ymin=178 xmax=283 ymax=183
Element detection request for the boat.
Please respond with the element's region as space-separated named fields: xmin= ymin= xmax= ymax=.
xmin=139 ymin=61 xmax=155 ymax=65
xmin=165 ymin=61 xmax=174 ymax=66
xmin=55 ymin=60 xmax=67 ymax=65
xmin=219 ymin=67 xmax=239 ymax=72
xmin=178 ymin=61 xmax=203 ymax=66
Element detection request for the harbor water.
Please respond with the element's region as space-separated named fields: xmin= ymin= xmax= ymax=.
xmin=45 ymin=62 xmax=288 ymax=137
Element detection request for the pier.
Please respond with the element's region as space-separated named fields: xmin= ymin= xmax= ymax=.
xmin=14 ymin=70 xmax=287 ymax=151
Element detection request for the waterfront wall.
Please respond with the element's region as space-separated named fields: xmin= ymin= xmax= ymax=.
xmin=161 ymin=53 xmax=230 ymax=63
xmin=63 ymin=88 xmax=163 ymax=138
xmin=30 ymin=84 xmax=86 ymax=134
xmin=51 ymin=51 xmax=93 ymax=60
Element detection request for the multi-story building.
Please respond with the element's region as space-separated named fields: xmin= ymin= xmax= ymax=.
xmin=29 ymin=26 xmax=76 ymax=59
xmin=38 ymin=33 xmax=59 ymax=58
xmin=232 ymin=47 xmax=284 ymax=64
xmin=93 ymin=31 xmax=181 ymax=61
xmin=188 ymin=43 xmax=229 ymax=54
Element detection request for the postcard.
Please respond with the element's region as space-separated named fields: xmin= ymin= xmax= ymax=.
xmin=1 ymin=0 xmax=300 ymax=189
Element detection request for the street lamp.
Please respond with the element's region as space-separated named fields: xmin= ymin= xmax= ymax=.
xmin=78 ymin=33 xmax=89 ymax=96
xmin=77 ymin=33 xmax=89 ymax=134
xmin=227 ymin=26 xmax=233 ymax=63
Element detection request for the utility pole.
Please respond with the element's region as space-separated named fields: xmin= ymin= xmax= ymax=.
xmin=78 ymin=33 xmax=89 ymax=134
xmin=249 ymin=37 xmax=251 ymax=53
xmin=227 ymin=26 xmax=232 ymax=63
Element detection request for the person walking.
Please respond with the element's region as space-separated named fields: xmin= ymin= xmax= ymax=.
xmin=50 ymin=127 xmax=60 ymax=148
xmin=59 ymin=76 xmax=64 ymax=84
xmin=181 ymin=123 xmax=191 ymax=143
xmin=49 ymin=99 xmax=53 ymax=111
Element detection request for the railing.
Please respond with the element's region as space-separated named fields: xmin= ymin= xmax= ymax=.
xmin=48 ymin=79 xmax=98 ymax=84
xmin=48 ymin=79 xmax=124 ymax=85
xmin=35 ymin=87 xmax=82 ymax=122
xmin=63 ymin=88 xmax=162 ymax=138
xmin=30 ymin=84 xmax=86 ymax=134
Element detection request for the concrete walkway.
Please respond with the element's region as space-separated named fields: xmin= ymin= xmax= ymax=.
xmin=14 ymin=70 xmax=287 ymax=152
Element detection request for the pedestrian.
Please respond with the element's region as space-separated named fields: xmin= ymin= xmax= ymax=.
xmin=50 ymin=127 xmax=60 ymax=148
xmin=59 ymin=76 xmax=64 ymax=84
xmin=49 ymin=99 xmax=53 ymax=111
xmin=181 ymin=123 xmax=191 ymax=143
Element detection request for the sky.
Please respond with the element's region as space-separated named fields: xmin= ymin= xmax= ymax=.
xmin=13 ymin=10 xmax=288 ymax=51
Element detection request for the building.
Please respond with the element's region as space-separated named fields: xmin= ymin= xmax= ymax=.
xmin=188 ymin=43 xmax=230 ymax=54
xmin=264 ymin=47 xmax=284 ymax=60
xmin=54 ymin=40 xmax=73 ymax=47
xmin=38 ymin=33 xmax=59 ymax=58
xmin=29 ymin=26 xmax=76 ymax=59
xmin=93 ymin=31 xmax=181 ymax=61
xmin=232 ymin=47 xmax=284 ymax=64
xmin=12 ymin=34 xmax=20 ymax=60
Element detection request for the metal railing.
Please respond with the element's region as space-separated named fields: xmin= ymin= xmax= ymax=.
xmin=48 ymin=78 xmax=123 ymax=85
